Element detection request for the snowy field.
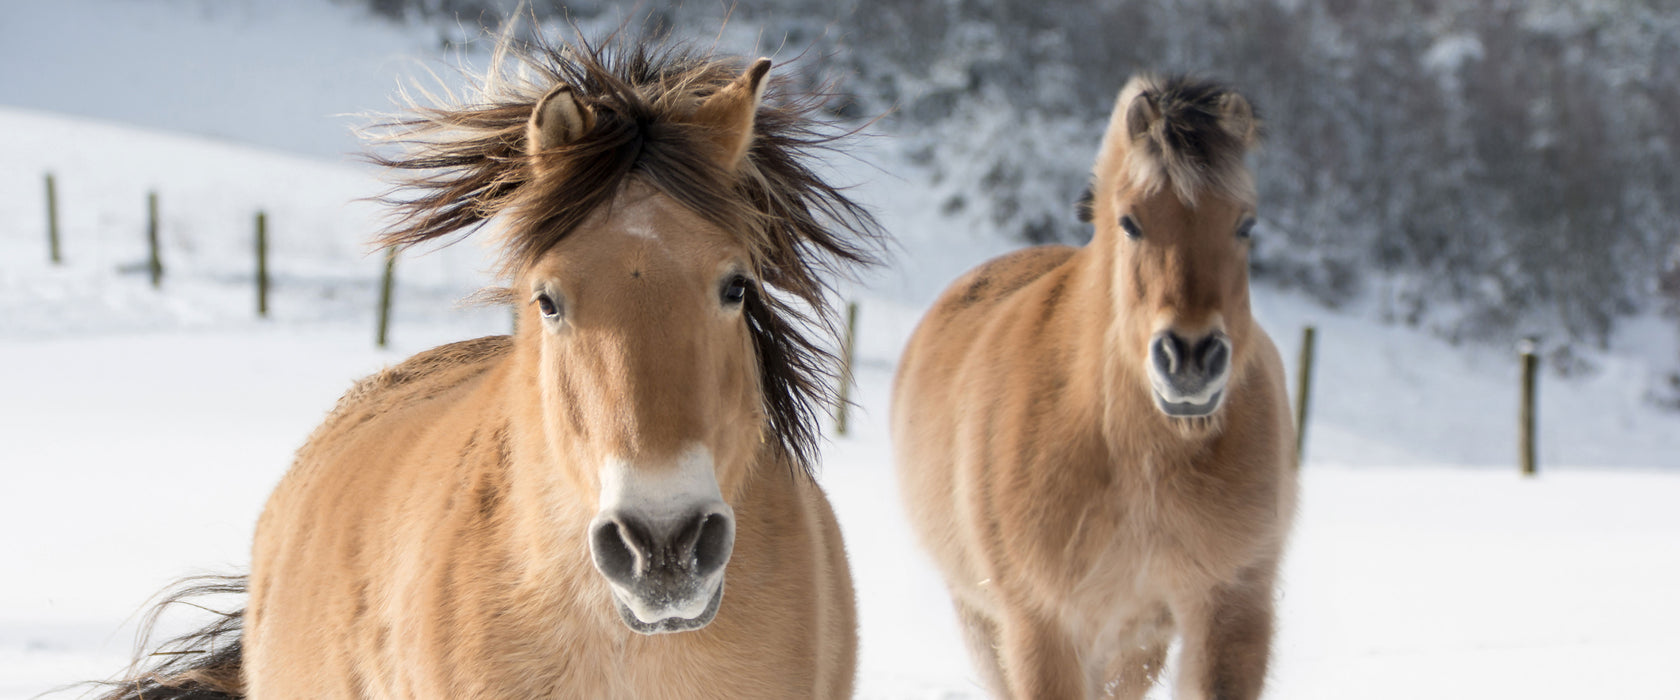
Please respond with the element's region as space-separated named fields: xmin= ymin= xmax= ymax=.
xmin=4 ymin=1 xmax=1679 ymax=698
xmin=5 ymin=105 xmax=1680 ymax=700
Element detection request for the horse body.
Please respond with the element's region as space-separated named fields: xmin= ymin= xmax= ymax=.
xmin=99 ymin=33 xmax=875 ymax=700
xmin=893 ymin=76 xmax=1295 ymax=699
xmin=247 ymin=332 xmax=855 ymax=699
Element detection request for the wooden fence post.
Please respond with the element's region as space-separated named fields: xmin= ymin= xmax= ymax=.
xmin=835 ymin=301 xmax=859 ymax=436
xmin=377 ymin=246 xmax=397 ymax=348
xmin=147 ymin=191 xmax=162 ymax=288
xmin=46 ymin=173 xmax=61 ymax=265
xmin=255 ymin=211 xmax=269 ymax=318
xmin=1519 ymin=339 xmax=1539 ymax=477
xmin=1294 ymin=325 xmax=1316 ymax=469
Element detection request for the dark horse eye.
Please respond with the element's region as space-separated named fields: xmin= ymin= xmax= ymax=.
xmin=1119 ymin=215 xmax=1143 ymax=240
xmin=1236 ymin=218 xmax=1257 ymax=240
xmin=535 ymin=293 xmax=560 ymax=319
xmin=721 ymin=276 xmax=749 ymax=306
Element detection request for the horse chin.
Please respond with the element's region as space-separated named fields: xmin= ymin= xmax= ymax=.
xmin=1152 ymin=390 xmax=1228 ymax=436
xmin=1153 ymin=389 xmax=1224 ymax=418
xmin=610 ymin=581 xmax=725 ymax=635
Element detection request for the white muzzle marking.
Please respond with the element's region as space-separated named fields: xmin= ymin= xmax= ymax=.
xmin=590 ymin=445 xmax=734 ymax=633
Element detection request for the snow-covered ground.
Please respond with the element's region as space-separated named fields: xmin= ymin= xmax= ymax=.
xmin=3 ymin=1 xmax=1678 ymax=698
xmin=6 ymin=100 xmax=1680 ymax=700
xmin=9 ymin=320 xmax=1680 ymax=700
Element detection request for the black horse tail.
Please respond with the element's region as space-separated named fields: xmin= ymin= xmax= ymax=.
xmin=92 ymin=575 xmax=247 ymax=700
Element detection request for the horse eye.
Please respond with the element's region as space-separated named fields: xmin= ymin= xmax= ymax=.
xmin=535 ymin=293 xmax=560 ymax=319
xmin=1236 ymin=218 xmax=1257 ymax=240
xmin=721 ymin=276 xmax=749 ymax=306
xmin=1119 ymin=215 xmax=1143 ymax=240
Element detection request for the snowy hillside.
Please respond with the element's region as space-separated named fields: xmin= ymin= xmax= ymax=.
xmin=2 ymin=1 xmax=1678 ymax=698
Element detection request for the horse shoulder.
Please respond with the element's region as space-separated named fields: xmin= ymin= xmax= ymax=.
xmin=1212 ymin=326 xmax=1297 ymax=534
xmin=787 ymin=469 xmax=858 ymax=698
xmin=247 ymin=335 xmax=515 ymax=697
xmin=896 ymin=246 xmax=1116 ymax=602
xmin=259 ymin=333 xmax=513 ymax=561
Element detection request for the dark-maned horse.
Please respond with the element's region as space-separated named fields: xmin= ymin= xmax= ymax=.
xmin=95 ymin=31 xmax=880 ymax=700
xmin=892 ymin=75 xmax=1296 ymax=699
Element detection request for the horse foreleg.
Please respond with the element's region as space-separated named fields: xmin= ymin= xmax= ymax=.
xmin=1102 ymin=641 xmax=1168 ymax=700
xmin=1171 ymin=575 xmax=1276 ymax=700
xmin=952 ymin=596 xmax=1007 ymax=696
xmin=997 ymin=608 xmax=1084 ymax=700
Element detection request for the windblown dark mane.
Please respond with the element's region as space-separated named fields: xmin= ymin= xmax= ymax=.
xmin=366 ymin=30 xmax=883 ymax=475
xmin=89 ymin=575 xmax=246 ymax=700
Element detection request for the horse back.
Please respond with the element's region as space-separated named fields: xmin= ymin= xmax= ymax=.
xmin=296 ymin=335 xmax=513 ymax=463
xmin=894 ymin=244 xmax=1085 ymax=394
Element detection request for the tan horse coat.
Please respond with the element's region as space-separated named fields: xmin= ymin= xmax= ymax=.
xmin=893 ymin=75 xmax=1296 ymax=700
xmin=238 ymin=43 xmax=870 ymax=698
xmin=93 ymin=33 xmax=880 ymax=700
xmin=245 ymin=330 xmax=855 ymax=698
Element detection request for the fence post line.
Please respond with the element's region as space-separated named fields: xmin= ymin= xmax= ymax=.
xmin=255 ymin=211 xmax=269 ymax=318
xmin=1519 ymin=339 xmax=1539 ymax=477
xmin=147 ymin=191 xmax=162 ymax=288
xmin=835 ymin=300 xmax=860 ymax=436
xmin=46 ymin=173 xmax=61 ymax=265
xmin=1293 ymin=325 xmax=1316 ymax=469
xmin=376 ymin=246 xmax=398 ymax=348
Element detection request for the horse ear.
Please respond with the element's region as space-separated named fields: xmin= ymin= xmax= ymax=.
xmin=1093 ymin=75 xmax=1155 ymax=188
xmin=1218 ymin=92 xmax=1259 ymax=146
xmin=1125 ymin=86 xmax=1161 ymax=141
xmin=692 ymin=58 xmax=771 ymax=171
xmin=527 ymin=84 xmax=594 ymax=155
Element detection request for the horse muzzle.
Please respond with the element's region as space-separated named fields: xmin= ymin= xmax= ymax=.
xmin=589 ymin=504 xmax=734 ymax=634
xmin=1147 ymin=329 xmax=1231 ymax=418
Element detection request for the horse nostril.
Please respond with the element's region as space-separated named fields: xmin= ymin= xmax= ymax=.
xmin=1151 ymin=332 xmax=1187 ymax=376
xmin=591 ymin=510 xmax=733 ymax=584
xmin=590 ymin=518 xmax=643 ymax=582
xmin=1195 ymin=335 xmax=1230 ymax=377
xmin=669 ymin=510 xmax=735 ymax=576
xmin=691 ymin=513 xmax=734 ymax=577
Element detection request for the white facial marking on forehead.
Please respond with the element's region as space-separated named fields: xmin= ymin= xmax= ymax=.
xmin=616 ymin=193 xmax=664 ymax=242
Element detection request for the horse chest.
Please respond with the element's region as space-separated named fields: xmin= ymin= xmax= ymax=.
xmin=1038 ymin=451 xmax=1255 ymax=600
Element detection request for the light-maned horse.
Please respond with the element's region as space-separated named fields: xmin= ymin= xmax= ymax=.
xmin=891 ymin=75 xmax=1297 ymax=700
xmin=97 ymin=34 xmax=880 ymax=700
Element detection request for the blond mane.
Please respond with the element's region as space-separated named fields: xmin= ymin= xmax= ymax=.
xmin=1103 ymin=74 xmax=1260 ymax=207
